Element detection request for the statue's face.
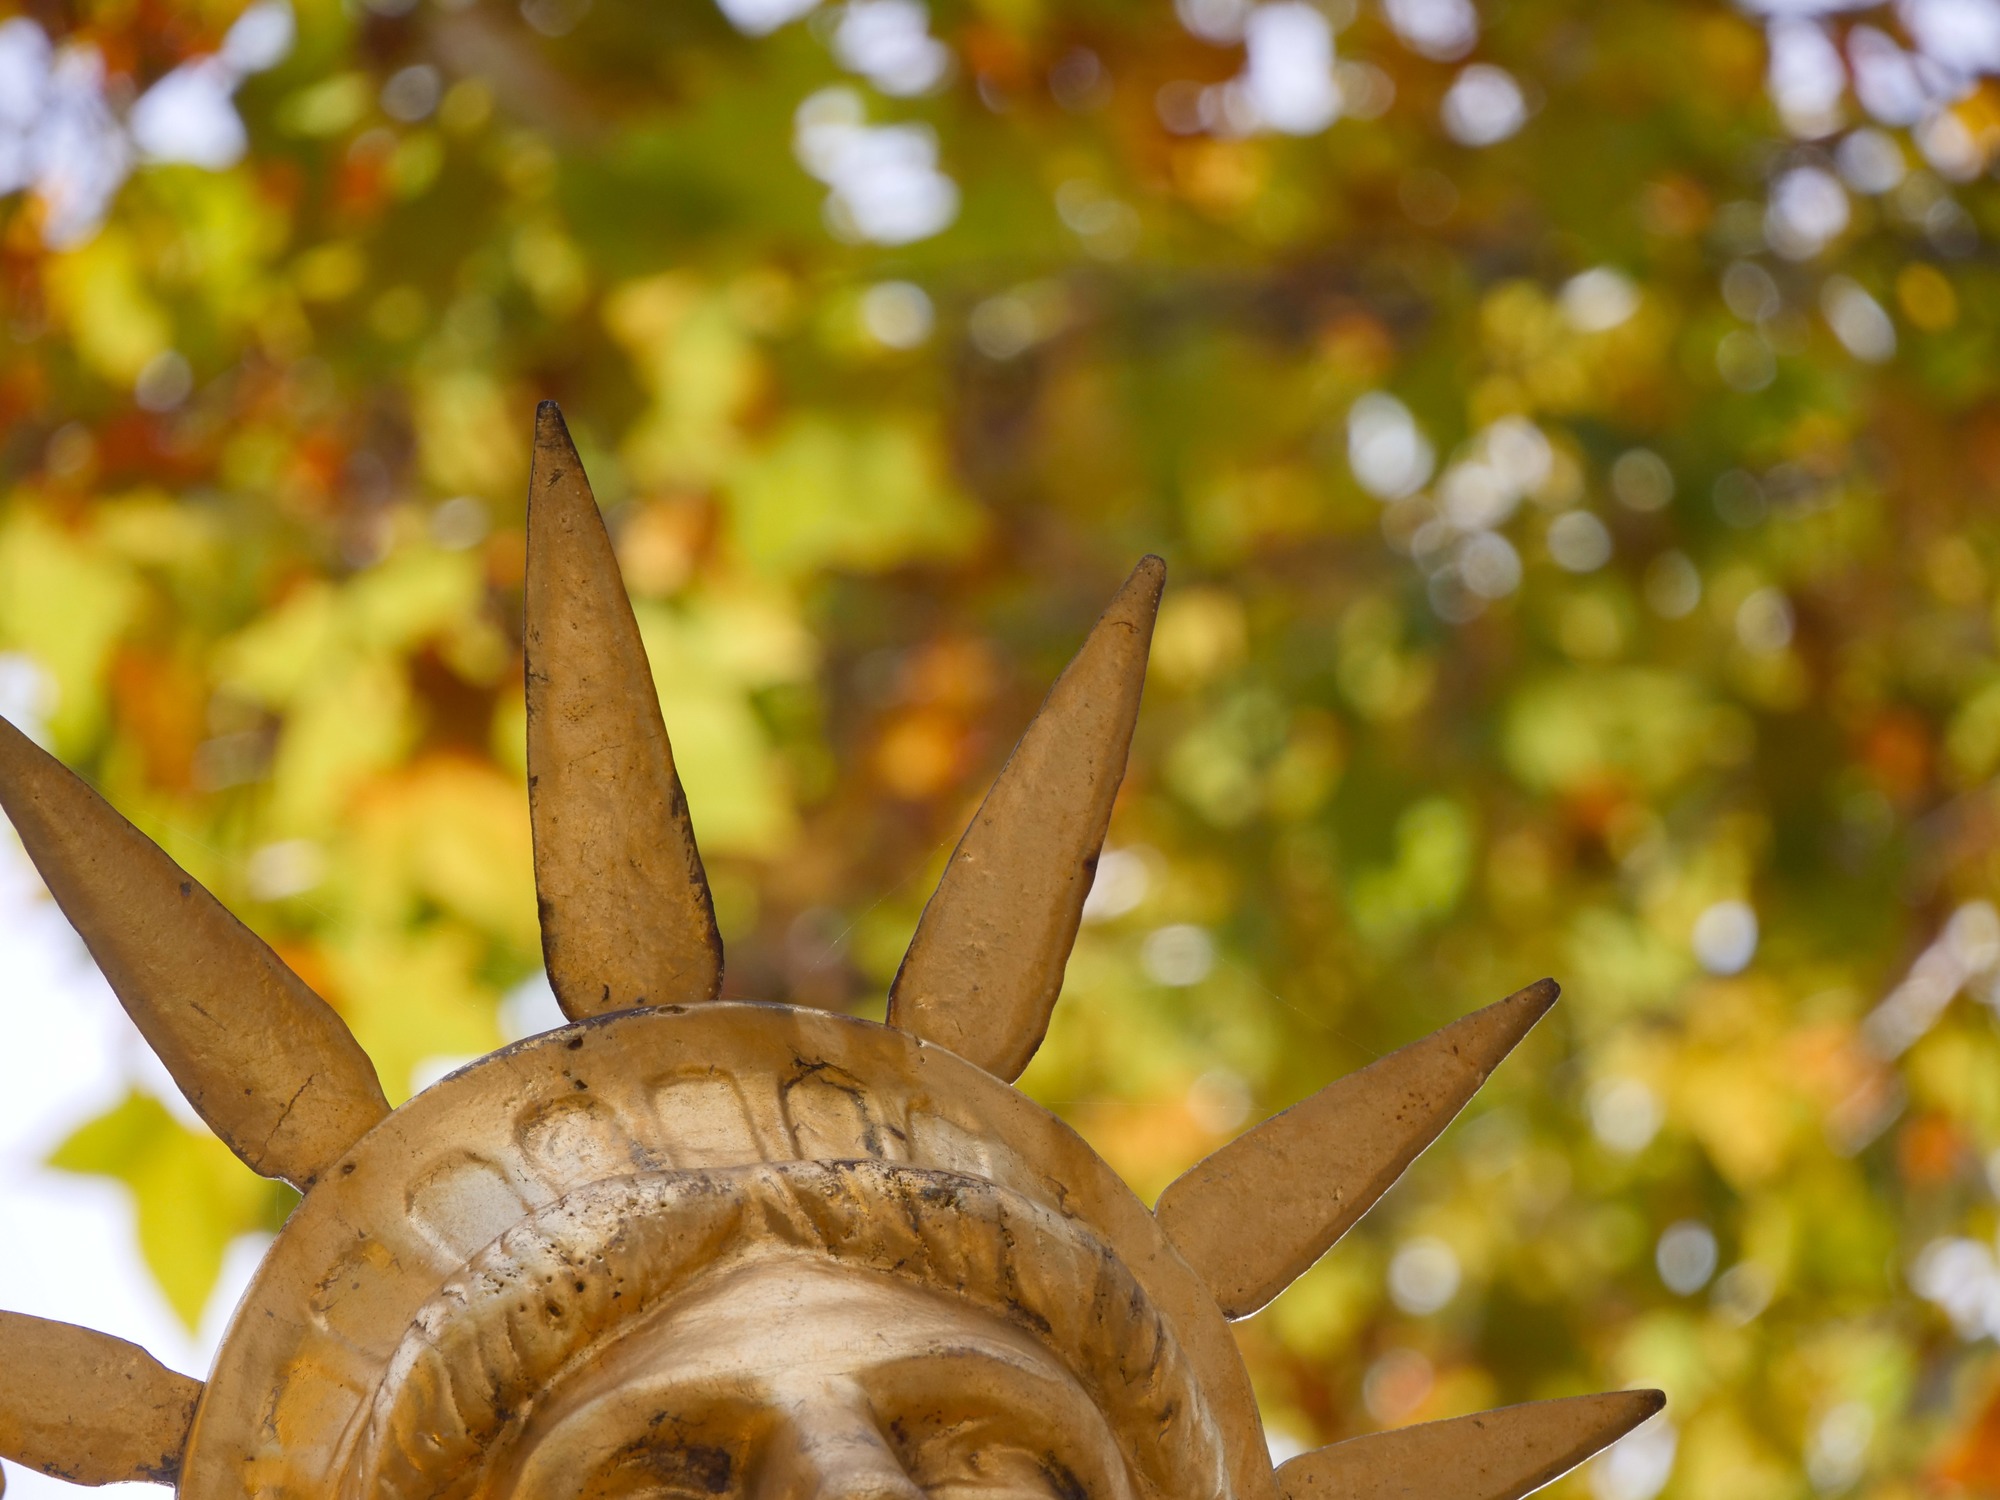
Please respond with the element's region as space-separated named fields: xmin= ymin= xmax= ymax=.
xmin=487 ymin=1254 xmax=1140 ymax=1500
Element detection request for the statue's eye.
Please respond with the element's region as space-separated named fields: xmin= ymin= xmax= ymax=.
xmin=572 ymin=1440 xmax=743 ymax=1500
xmin=891 ymin=1417 xmax=1095 ymax=1499
xmin=915 ymin=1454 xmax=1092 ymax=1500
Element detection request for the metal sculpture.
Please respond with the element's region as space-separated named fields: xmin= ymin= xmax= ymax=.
xmin=0 ymin=404 xmax=1661 ymax=1500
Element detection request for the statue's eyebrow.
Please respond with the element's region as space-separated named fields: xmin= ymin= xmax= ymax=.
xmin=854 ymin=1350 xmax=1134 ymax=1500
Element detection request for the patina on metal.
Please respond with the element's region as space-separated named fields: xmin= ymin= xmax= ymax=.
xmin=0 ymin=404 xmax=1663 ymax=1500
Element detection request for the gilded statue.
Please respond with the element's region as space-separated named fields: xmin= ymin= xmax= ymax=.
xmin=0 ymin=405 xmax=1662 ymax=1500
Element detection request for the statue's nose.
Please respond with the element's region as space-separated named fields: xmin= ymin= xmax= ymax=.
xmin=758 ymin=1391 xmax=926 ymax=1500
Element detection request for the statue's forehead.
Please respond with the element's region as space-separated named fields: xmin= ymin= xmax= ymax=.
xmin=527 ymin=1249 xmax=1086 ymax=1399
xmin=180 ymin=1002 xmax=1268 ymax=1500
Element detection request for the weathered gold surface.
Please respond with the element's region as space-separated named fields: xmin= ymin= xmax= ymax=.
xmin=1155 ymin=979 xmax=1558 ymax=1317
xmin=1276 ymin=1391 xmax=1665 ymax=1500
xmin=889 ymin=555 xmax=1164 ymax=1080
xmin=0 ymin=716 xmax=387 ymax=1188
xmin=525 ymin=401 xmax=722 ymax=1019
xmin=180 ymin=1003 xmax=1273 ymax=1500
xmin=0 ymin=405 xmax=1664 ymax=1500
xmin=0 ymin=1312 xmax=201 ymax=1487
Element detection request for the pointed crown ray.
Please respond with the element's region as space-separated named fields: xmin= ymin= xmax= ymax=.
xmin=524 ymin=401 xmax=722 ymax=1019
xmin=1275 ymin=1392 xmax=1667 ymax=1500
xmin=0 ymin=719 xmax=388 ymax=1189
xmin=1155 ymin=978 xmax=1559 ymax=1318
xmin=890 ymin=554 xmax=1163 ymax=1081
xmin=0 ymin=404 xmax=1660 ymax=1500
xmin=0 ymin=1313 xmax=201 ymax=1488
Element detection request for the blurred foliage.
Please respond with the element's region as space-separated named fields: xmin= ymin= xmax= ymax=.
xmin=48 ymin=1093 xmax=294 ymax=1327
xmin=6 ymin=0 xmax=2000 ymax=1494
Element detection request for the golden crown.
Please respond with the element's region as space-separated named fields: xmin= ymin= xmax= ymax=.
xmin=0 ymin=404 xmax=1660 ymax=1500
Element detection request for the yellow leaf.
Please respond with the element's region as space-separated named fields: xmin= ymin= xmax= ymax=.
xmin=0 ymin=510 xmax=141 ymax=754
xmin=43 ymin=229 xmax=171 ymax=384
xmin=323 ymin=926 xmax=504 ymax=1103
xmin=1504 ymin=668 xmax=1717 ymax=796
xmin=214 ymin=582 xmax=342 ymax=708
xmin=50 ymin=1094 xmax=289 ymax=1329
xmin=265 ymin=656 xmax=414 ymax=835
xmin=338 ymin=759 xmax=538 ymax=955
xmin=414 ymin=370 xmax=526 ymax=496
xmin=633 ymin=595 xmax=814 ymax=857
xmin=723 ymin=415 xmax=984 ymax=577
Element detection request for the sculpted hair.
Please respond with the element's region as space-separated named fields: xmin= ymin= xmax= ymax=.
xmin=342 ymin=1159 xmax=1229 ymax=1500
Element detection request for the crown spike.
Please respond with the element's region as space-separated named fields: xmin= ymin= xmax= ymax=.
xmin=525 ymin=401 xmax=722 ymax=1020
xmin=888 ymin=556 xmax=1164 ymax=1081
xmin=0 ymin=717 xmax=388 ymax=1187
xmin=1276 ymin=1390 xmax=1665 ymax=1500
xmin=1155 ymin=978 xmax=1558 ymax=1317
xmin=0 ymin=1312 xmax=203 ymax=1487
